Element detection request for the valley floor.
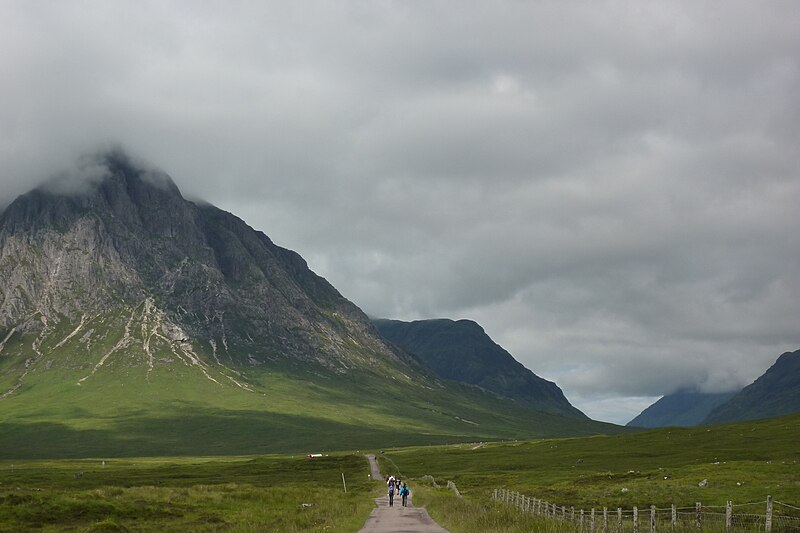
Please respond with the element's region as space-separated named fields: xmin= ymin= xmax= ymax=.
xmin=0 ymin=414 xmax=797 ymax=532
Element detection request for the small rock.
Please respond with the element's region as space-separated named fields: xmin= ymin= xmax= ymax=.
xmin=621 ymin=488 xmax=629 ymax=493
xmin=301 ymin=503 xmax=314 ymax=508
xmin=698 ymin=479 xmax=708 ymax=488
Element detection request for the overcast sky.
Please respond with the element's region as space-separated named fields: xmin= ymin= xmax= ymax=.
xmin=2 ymin=1 xmax=799 ymax=424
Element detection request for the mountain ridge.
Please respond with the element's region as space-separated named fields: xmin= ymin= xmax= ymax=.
xmin=703 ymin=349 xmax=800 ymax=425
xmin=373 ymin=317 xmax=585 ymax=418
xmin=627 ymin=390 xmax=738 ymax=428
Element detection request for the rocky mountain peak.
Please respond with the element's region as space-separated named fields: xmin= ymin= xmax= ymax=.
xmin=1 ymin=150 xmax=186 ymax=237
xmin=0 ymin=152 xmax=407 ymax=384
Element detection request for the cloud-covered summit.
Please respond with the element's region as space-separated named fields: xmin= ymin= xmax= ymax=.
xmin=1 ymin=1 xmax=798 ymax=423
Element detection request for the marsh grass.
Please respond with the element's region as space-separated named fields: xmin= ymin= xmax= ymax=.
xmin=412 ymin=483 xmax=574 ymax=533
xmin=390 ymin=414 xmax=800 ymax=532
xmin=0 ymin=454 xmax=378 ymax=532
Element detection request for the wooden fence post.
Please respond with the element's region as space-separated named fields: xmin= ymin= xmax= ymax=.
xmin=603 ymin=507 xmax=608 ymax=533
xmin=651 ymin=505 xmax=656 ymax=533
xmin=725 ymin=501 xmax=732 ymax=533
xmin=580 ymin=509 xmax=585 ymax=532
xmin=765 ymin=495 xmax=773 ymax=533
xmin=671 ymin=504 xmax=676 ymax=531
xmin=633 ymin=506 xmax=639 ymax=533
xmin=563 ymin=506 xmax=567 ymax=522
xmin=572 ymin=506 xmax=576 ymax=522
xmin=591 ymin=508 xmax=596 ymax=533
xmin=696 ymin=502 xmax=702 ymax=530
xmin=617 ymin=508 xmax=623 ymax=533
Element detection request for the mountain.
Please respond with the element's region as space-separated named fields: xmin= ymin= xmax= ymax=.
xmin=372 ymin=318 xmax=585 ymax=418
xmin=0 ymin=151 xmax=622 ymax=458
xmin=627 ymin=390 xmax=738 ymax=428
xmin=703 ymin=349 xmax=800 ymax=425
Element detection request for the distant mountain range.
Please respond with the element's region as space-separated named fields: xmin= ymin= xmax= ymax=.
xmin=628 ymin=349 xmax=800 ymax=428
xmin=373 ymin=318 xmax=585 ymax=418
xmin=0 ymin=150 xmax=620 ymax=458
xmin=627 ymin=390 xmax=738 ymax=428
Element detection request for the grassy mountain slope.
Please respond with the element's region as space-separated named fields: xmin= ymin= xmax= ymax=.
xmin=704 ymin=349 xmax=800 ymax=424
xmin=0 ymin=318 xmax=624 ymax=458
xmin=373 ymin=318 xmax=585 ymax=417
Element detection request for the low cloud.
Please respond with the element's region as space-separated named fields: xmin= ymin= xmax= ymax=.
xmin=2 ymin=1 xmax=798 ymax=423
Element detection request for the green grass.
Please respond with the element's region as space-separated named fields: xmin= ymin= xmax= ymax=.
xmin=0 ymin=315 xmax=627 ymax=459
xmin=410 ymin=483 xmax=577 ymax=533
xmin=381 ymin=414 xmax=800 ymax=532
xmin=1 ymin=414 xmax=798 ymax=532
xmin=0 ymin=453 xmax=379 ymax=532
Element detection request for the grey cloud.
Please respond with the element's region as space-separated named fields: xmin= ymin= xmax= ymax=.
xmin=2 ymin=1 xmax=799 ymax=423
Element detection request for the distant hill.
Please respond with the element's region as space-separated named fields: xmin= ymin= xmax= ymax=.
xmin=704 ymin=349 xmax=800 ymax=425
xmin=627 ymin=390 xmax=738 ymax=428
xmin=372 ymin=318 xmax=586 ymax=418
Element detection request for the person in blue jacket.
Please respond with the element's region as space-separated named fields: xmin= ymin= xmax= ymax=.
xmin=400 ymin=483 xmax=410 ymax=507
xmin=388 ymin=480 xmax=395 ymax=507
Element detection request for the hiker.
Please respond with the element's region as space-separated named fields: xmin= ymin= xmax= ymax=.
xmin=400 ymin=483 xmax=410 ymax=507
xmin=388 ymin=480 xmax=395 ymax=507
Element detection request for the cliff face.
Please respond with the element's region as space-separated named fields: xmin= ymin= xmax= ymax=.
xmin=0 ymin=151 xmax=406 ymax=391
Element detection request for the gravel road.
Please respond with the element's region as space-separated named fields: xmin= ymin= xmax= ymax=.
xmin=359 ymin=454 xmax=450 ymax=533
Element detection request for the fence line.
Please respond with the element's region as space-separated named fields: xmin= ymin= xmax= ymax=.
xmin=491 ymin=489 xmax=800 ymax=532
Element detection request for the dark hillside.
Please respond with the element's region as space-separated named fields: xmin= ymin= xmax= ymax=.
xmin=704 ymin=349 xmax=800 ymax=424
xmin=627 ymin=390 xmax=738 ymax=428
xmin=373 ymin=318 xmax=585 ymax=418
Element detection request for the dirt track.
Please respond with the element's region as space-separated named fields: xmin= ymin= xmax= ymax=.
xmin=358 ymin=454 xmax=450 ymax=533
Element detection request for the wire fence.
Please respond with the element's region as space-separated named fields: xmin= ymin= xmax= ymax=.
xmin=492 ymin=489 xmax=800 ymax=533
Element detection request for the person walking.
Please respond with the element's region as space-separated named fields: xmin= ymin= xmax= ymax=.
xmin=388 ymin=479 xmax=395 ymax=507
xmin=400 ymin=482 xmax=410 ymax=507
